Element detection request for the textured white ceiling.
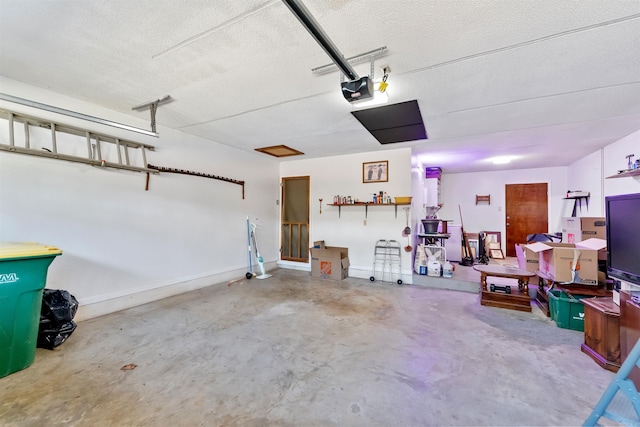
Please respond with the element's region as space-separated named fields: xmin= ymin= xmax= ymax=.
xmin=1 ymin=0 xmax=639 ymax=172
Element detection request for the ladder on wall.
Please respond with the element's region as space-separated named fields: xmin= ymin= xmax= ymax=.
xmin=583 ymin=338 xmax=640 ymax=426
xmin=0 ymin=108 xmax=158 ymax=174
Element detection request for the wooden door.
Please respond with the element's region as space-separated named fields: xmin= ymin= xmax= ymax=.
xmin=281 ymin=176 xmax=309 ymax=262
xmin=505 ymin=183 xmax=548 ymax=257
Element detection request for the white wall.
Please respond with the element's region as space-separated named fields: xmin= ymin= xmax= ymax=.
xmin=279 ymin=148 xmax=413 ymax=282
xmin=435 ymin=167 xmax=568 ymax=249
xmin=566 ymin=149 xmax=605 ymax=216
xmin=602 ymin=130 xmax=640 ymax=197
xmin=0 ymin=78 xmax=280 ymax=320
xmin=564 ymin=130 xmax=640 ymax=212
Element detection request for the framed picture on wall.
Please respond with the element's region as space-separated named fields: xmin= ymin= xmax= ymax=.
xmin=363 ymin=160 xmax=388 ymax=183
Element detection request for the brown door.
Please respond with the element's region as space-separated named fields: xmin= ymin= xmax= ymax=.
xmin=281 ymin=176 xmax=310 ymax=262
xmin=505 ymin=183 xmax=548 ymax=257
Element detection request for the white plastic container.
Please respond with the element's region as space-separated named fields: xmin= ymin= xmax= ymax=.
xmin=427 ymin=259 xmax=441 ymax=277
xmin=442 ymin=260 xmax=453 ymax=278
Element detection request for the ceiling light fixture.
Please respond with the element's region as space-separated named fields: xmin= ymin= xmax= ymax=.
xmin=491 ymin=156 xmax=513 ymax=164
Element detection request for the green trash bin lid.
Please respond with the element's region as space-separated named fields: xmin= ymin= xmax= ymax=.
xmin=0 ymin=242 xmax=62 ymax=260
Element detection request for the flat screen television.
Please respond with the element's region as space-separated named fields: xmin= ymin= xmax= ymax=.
xmin=605 ymin=192 xmax=640 ymax=286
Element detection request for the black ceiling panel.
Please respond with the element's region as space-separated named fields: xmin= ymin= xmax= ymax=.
xmin=351 ymin=100 xmax=427 ymax=144
xmin=371 ymin=124 xmax=428 ymax=144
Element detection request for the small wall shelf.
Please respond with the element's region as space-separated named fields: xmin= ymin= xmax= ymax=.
xmin=563 ymin=195 xmax=590 ymax=217
xmin=475 ymin=195 xmax=491 ymax=205
xmin=330 ymin=202 xmax=411 ymax=218
xmin=606 ymin=169 xmax=640 ymax=179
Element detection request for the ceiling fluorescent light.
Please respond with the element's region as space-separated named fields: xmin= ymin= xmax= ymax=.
xmin=491 ymin=156 xmax=513 ymax=164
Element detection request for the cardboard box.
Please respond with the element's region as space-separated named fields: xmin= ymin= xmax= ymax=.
xmin=580 ymin=217 xmax=606 ymax=240
xmin=561 ymin=217 xmax=606 ymax=243
xmin=515 ymin=243 xmax=539 ymax=273
xmin=561 ymin=217 xmax=581 ymax=229
xmin=310 ymin=246 xmax=349 ymax=280
xmin=525 ymin=239 xmax=606 ymax=285
xmin=562 ymin=227 xmax=582 ymax=244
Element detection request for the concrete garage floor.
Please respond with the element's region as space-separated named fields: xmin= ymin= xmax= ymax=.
xmin=1 ymin=268 xmax=615 ymax=426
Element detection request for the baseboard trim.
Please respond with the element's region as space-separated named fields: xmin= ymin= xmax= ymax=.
xmin=277 ymin=260 xmax=310 ymax=271
xmin=74 ymin=259 xmax=413 ymax=322
xmin=348 ymin=264 xmax=414 ymax=285
xmin=75 ymin=262 xmax=277 ymax=322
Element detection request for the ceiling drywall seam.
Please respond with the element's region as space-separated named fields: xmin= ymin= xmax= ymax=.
xmin=447 ymin=81 xmax=640 ymax=114
xmin=401 ymin=13 xmax=640 ymax=77
xmin=175 ymin=90 xmax=332 ymax=129
xmin=152 ymin=0 xmax=280 ymax=59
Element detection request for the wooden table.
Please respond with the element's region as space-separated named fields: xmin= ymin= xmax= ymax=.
xmin=474 ymin=265 xmax=536 ymax=312
xmin=474 ymin=265 xmax=535 ymax=293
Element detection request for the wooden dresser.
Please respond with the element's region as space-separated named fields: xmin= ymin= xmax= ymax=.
xmin=620 ymin=291 xmax=640 ymax=388
xmin=581 ymin=297 xmax=621 ymax=372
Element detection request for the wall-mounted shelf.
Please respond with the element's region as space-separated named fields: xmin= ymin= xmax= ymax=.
xmin=475 ymin=195 xmax=491 ymax=205
xmin=330 ymin=202 xmax=410 ymax=218
xmin=606 ymin=169 xmax=640 ymax=179
xmin=563 ymin=195 xmax=590 ymax=217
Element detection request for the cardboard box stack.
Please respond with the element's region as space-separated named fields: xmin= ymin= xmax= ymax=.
xmin=561 ymin=217 xmax=606 ymax=243
xmin=524 ymin=238 xmax=607 ymax=285
xmin=309 ymin=241 xmax=350 ymax=280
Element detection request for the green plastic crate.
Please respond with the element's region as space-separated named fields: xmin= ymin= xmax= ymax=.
xmin=548 ymin=290 xmax=557 ymax=322
xmin=547 ymin=290 xmax=588 ymax=331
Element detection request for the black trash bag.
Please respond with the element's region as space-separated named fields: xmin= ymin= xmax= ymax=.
xmin=40 ymin=289 xmax=78 ymax=324
xmin=37 ymin=319 xmax=77 ymax=350
xmin=37 ymin=289 xmax=79 ymax=350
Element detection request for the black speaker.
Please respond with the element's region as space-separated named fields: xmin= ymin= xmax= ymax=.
xmin=341 ymin=76 xmax=373 ymax=102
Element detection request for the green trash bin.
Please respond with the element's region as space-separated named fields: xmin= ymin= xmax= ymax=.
xmin=0 ymin=242 xmax=62 ymax=378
